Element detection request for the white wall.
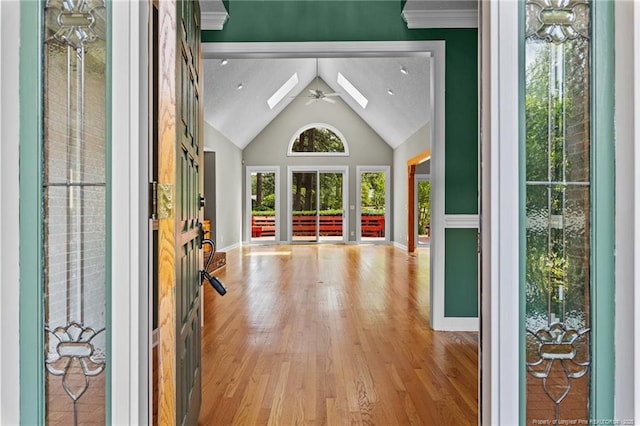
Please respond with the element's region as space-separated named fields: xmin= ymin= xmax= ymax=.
xmin=204 ymin=122 xmax=243 ymax=250
xmin=614 ymin=0 xmax=639 ymax=420
xmin=392 ymin=123 xmax=430 ymax=246
xmin=0 ymin=1 xmax=21 ymax=423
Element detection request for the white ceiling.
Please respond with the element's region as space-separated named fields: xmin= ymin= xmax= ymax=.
xmin=203 ymin=56 xmax=431 ymax=149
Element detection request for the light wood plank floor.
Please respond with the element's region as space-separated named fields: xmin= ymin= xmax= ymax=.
xmin=198 ymin=244 xmax=478 ymax=425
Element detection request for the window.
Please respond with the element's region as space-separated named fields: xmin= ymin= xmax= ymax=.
xmin=288 ymin=124 xmax=349 ymax=156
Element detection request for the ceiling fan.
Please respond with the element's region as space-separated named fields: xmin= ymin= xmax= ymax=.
xmin=301 ymin=58 xmax=341 ymax=105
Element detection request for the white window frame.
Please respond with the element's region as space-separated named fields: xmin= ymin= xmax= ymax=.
xmin=355 ymin=165 xmax=390 ymax=244
xmin=287 ymin=165 xmax=349 ymax=243
xmin=245 ymin=166 xmax=280 ymax=243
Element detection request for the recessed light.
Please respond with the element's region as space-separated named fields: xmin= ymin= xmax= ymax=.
xmin=387 ymin=88 xmax=394 ymax=95
xmin=221 ymin=59 xmax=229 ymax=66
xmin=237 ymin=83 xmax=243 ymax=90
xmin=400 ymin=66 xmax=408 ymax=75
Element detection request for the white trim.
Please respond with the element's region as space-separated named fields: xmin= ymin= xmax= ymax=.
xmin=245 ymin=166 xmax=280 ymax=243
xmin=356 ymin=166 xmax=391 ymax=244
xmin=201 ymin=11 xmax=228 ymax=31
xmin=201 ymin=43 xmax=443 ymax=329
xmin=218 ymin=241 xmax=242 ymax=253
xmin=436 ymin=317 xmax=479 ymax=332
xmin=634 ymin=0 xmax=640 ymax=420
xmin=111 ymin=1 xmax=149 ymax=424
xmin=402 ymin=9 xmax=478 ymax=29
xmin=485 ymin=1 xmax=520 ymax=424
xmin=287 ymin=123 xmax=350 ymax=157
xmin=286 ymin=165 xmax=349 ymax=243
xmin=203 ymin=41 xmax=441 ymax=58
xmin=0 ymin=1 xmax=21 ymax=423
xmin=426 ymin=43 xmax=447 ymax=333
xmin=392 ymin=241 xmax=408 ymax=251
xmin=443 ymin=214 xmax=480 ymax=228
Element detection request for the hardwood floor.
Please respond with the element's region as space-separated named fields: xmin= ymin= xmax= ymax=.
xmin=198 ymin=245 xmax=478 ymax=425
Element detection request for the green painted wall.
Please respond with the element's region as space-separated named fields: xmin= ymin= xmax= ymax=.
xmin=203 ymin=0 xmax=479 ymax=318
xmin=444 ymin=229 xmax=478 ymax=317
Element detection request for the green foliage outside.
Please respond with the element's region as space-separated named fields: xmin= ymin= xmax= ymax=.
xmin=525 ymin=39 xmax=589 ymax=325
xmin=291 ymin=127 xmax=345 ymax=153
xmin=418 ymin=181 xmax=431 ymax=235
xmin=360 ymin=172 xmax=385 ymax=210
xmin=251 ymin=172 xmax=276 ymax=211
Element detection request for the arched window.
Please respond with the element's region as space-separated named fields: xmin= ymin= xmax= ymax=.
xmin=288 ymin=124 xmax=349 ymax=156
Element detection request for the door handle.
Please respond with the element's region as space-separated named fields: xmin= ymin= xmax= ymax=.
xmin=200 ymin=238 xmax=226 ymax=296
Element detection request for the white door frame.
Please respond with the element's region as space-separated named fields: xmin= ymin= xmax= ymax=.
xmin=356 ymin=166 xmax=391 ymax=243
xmin=287 ymin=165 xmax=349 ymax=243
xmin=245 ymin=166 xmax=281 ymax=243
xmin=481 ymin=1 xmax=520 ymax=424
xmin=203 ymin=43 xmax=443 ymax=330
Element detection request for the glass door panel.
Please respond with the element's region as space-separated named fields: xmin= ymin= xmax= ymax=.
xmin=319 ymin=172 xmax=344 ymax=242
xmin=43 ymin=0 xmax=108 ymax=424
xmin=360 ymin=172 xmax=386 ymax=241
xmin=524 ymin=1 xmax=591 ymax=422
xmin=250 ymin=171 xmax=276 ymax=242
xmin=291 ymin=172 xmax=317 ymax=242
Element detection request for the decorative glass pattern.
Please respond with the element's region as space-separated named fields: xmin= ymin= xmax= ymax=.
xmin=526 ymin=0 xmax=590 ymax=43
xmin=43 ymin=0 xmax=107 ymax=424
xmin=524 ymin=0 xmax=591 ymax=423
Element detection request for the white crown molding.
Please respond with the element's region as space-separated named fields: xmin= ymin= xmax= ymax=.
xmin=201 ymin=10 xmax=228 ymax=30
xmin=402 ymin=9 xmax=478 ymax=29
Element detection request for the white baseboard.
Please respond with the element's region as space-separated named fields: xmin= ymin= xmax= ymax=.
xmin=218 ymin=241 xmax=242 ymax=252
xmin=432 ymin=316 xmax=479 ymax=332
xmin=392 ymin=241 xmax=408 ymax=251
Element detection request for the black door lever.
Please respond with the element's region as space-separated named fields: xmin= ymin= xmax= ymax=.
xmin=201 ymin=238 xmax=226 ymax=296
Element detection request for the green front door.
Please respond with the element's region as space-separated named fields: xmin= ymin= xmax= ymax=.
xmin=157 ymin=0 xmax=203 ymax=424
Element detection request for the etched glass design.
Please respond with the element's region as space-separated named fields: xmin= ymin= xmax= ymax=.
xmin=43 ymin=0 xmax=107 ymax=424
xmin=525 ymin=0 xmax=591 ymax=423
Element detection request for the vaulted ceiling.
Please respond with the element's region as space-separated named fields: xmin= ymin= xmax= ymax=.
xmin=200 ymin=0 xmax=478 ymax=150
xmin=203 ymin=56 xmax=431 ymax=149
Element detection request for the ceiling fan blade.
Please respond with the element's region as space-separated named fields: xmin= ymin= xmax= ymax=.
xmin=305 ymin=98 xmax=316 ymax=106
xmin=309 ymin=89 xmax=317 ymax=95
xmin=324 ymin=93 xmax=341 ymax=97
xmin=323 ymin=97 xmax=336 ymax=104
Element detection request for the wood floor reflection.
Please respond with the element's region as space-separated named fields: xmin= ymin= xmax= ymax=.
xmin=198 ymin=245 xmax=478 ymax=425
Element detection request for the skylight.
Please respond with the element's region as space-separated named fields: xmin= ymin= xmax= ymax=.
xmin=337 ymin=72 xmax=368 ymax=109
xmin=267 ymin=72 xmax=299 ymax=110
